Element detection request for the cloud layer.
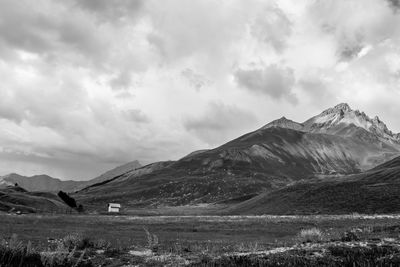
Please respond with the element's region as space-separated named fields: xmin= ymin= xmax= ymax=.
xmin=0 ymin=0 xmax=400 ymax=180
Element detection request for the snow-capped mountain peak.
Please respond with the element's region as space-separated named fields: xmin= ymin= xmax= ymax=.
xmin=302 ymin=103 xmax=399 ymax=143
xmin=321 ymin=103 xmax=352 ymax=115
xmin=262 ymin=103 xmax=400 ymax=144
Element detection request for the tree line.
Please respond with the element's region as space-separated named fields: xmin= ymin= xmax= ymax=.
xmin=57 ymin=191 xmax=84 ymax=213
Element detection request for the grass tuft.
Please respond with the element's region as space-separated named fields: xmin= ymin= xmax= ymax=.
xmin=297 ymin=227 xmax=324 ymax=243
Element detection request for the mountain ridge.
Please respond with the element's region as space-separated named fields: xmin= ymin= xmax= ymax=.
xmin=75 ymin=103 xmax=400 ymax=210
xmin=3 ymin=102 xmax=399 ymax=215
xmin=0 ymin=173 xmax=84 ymax=192
xmin=0 ymin=160 xmax=142 ymax=192
xmin=263 ymin=103 xmax=400 ymax=144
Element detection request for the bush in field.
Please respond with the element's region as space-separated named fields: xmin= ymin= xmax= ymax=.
xmin=0 ymin=234 xmax=94 ymax=267
xmin=341 ymin=230 xmax=360 ymax=242
xmin=0 ymin=235 xmax=43 ymax=267
xmin=297 ymin=227 xmax=324 ymax=243
xmin=41 ymin=248 xmax=91 ymax=267
xmin=62 ymin=233 xmax=92 ymax=250
xmin=92 ymin=238 xmax=111 ymax=250
xmin=143 ymin=227 xmax=159 ymax=252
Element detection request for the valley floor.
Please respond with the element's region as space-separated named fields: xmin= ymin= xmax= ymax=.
xmin=2 ymin=213 xmax=400 ymax=266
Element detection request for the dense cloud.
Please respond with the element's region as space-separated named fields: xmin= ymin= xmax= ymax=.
xmin=234 ymin=65 xmax=297 ymax=103
xmin=250 ymin=6 xmax=292 ymax=52
xmin=386 ymin=0 xmax=400 ymax=11
xmin=0 ymin=0 xmax=399 ymax=179
xmin=183 ymin=103 xmax=257 ymax=145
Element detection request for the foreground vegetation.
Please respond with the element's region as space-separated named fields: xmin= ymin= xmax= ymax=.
xmin=2 ymin=213 xmax=400 ymax=266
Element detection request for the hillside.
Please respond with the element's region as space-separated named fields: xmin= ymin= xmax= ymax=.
xmin=87 ymin=160 xmax=142 ymax=186
xmin=0 ymin=160 xmax=142 ymax=193
xmin=228 ymin=155 xmax=400 ymax=215
xmin=0 ymin=185 xmax=67 ymax=213
xmin=0 ymin=173 xmax=84 ymax=192
xmin=75 ymin=103 xmax=400 ymax=210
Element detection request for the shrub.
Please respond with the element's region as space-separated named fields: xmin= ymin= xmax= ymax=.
xmin=143 ymin=227 xmax=159 ymax=252
xmin=0 ymin=235 xmax=43 ymax=267
xmin=341 ymin=230 xmax=360 ymax=242
xmin=297 ymin=227 xmax=324 ymax=243
xmin=103 ymin=247 xmax=124 ymax=258
xmin=62 ymin=233 xmax=92 ymax=250
xmin=93 ymin=239 xmax=111 ymax=250
xmin=41 ymin=249 xmax=92 ymax=267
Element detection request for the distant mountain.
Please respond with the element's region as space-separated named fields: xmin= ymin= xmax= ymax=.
xmin=75 ymin=103 xmax=400 ymax=210
xmin=228 ymin=156 xmax=400 ymax=215
xmin=0 ymin=160 xmax=142 ymax=193
xmin=0 ymin=173 xmax=84 ymax=192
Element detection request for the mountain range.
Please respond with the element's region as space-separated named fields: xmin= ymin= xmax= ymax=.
xmin=74 ymin=103 xmax=400 ymax=213
xmin=0 ymin=173 xmax=84 ymax=192
xmin=0 ymin=160 xmax=142 ymax=192
xmin=2 ymin=103 xmax=400 ymax=215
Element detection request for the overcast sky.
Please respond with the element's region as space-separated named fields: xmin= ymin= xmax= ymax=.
xmin=1 ymin=0 xmax=400 ymax=180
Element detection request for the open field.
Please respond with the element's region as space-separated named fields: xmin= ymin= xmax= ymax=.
xmin=3 ymin=213 xmax=400 ymax=248
xmin=2 ymin=213 xmax=400 ymax=266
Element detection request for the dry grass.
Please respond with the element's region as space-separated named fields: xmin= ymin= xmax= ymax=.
xmin=3 ymin=214 xmax=400 ymax=266
xmin=297 ymin=227 xmax=324 ymax=243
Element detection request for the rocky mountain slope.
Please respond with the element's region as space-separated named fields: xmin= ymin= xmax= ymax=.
xmin=264 ymin=103 xmax=400 ymax=144
xmin=228 ymin=155 xmax=400 ymax=215
xmin=75 ymin=103 xmax=400 ymax=210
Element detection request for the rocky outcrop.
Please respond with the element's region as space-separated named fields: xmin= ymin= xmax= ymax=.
xmin=264 ymin=103 xmax=400 ymax=145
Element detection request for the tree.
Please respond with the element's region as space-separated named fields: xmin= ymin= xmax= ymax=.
xmin=57 ymin=191 xmax=77 ymax=209
xmin=77 ymin=204 xmax=84 ymax=213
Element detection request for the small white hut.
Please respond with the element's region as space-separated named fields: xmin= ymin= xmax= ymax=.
xmin=108 ymin=203 xmax=121 ymax=213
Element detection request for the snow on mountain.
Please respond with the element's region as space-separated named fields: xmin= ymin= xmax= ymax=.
xmin=303 ymin=103 xmax=400 ymax=144
xmin=263 ymin=103 xmax=400 ymax=145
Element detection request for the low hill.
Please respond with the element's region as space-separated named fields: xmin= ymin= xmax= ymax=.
xmin=0 ymin=186 xmax=67 ymax=213
xmin=228 ymin=156 xmax=400 ymax=215
xmin=0 ymin=173 xmax=84 ymax=192
xmin=0 ymin=160 xmax=142 ymax=193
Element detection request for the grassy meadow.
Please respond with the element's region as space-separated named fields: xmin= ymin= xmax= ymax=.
xmin=2 ymin=213 xmax=400 ymax=266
